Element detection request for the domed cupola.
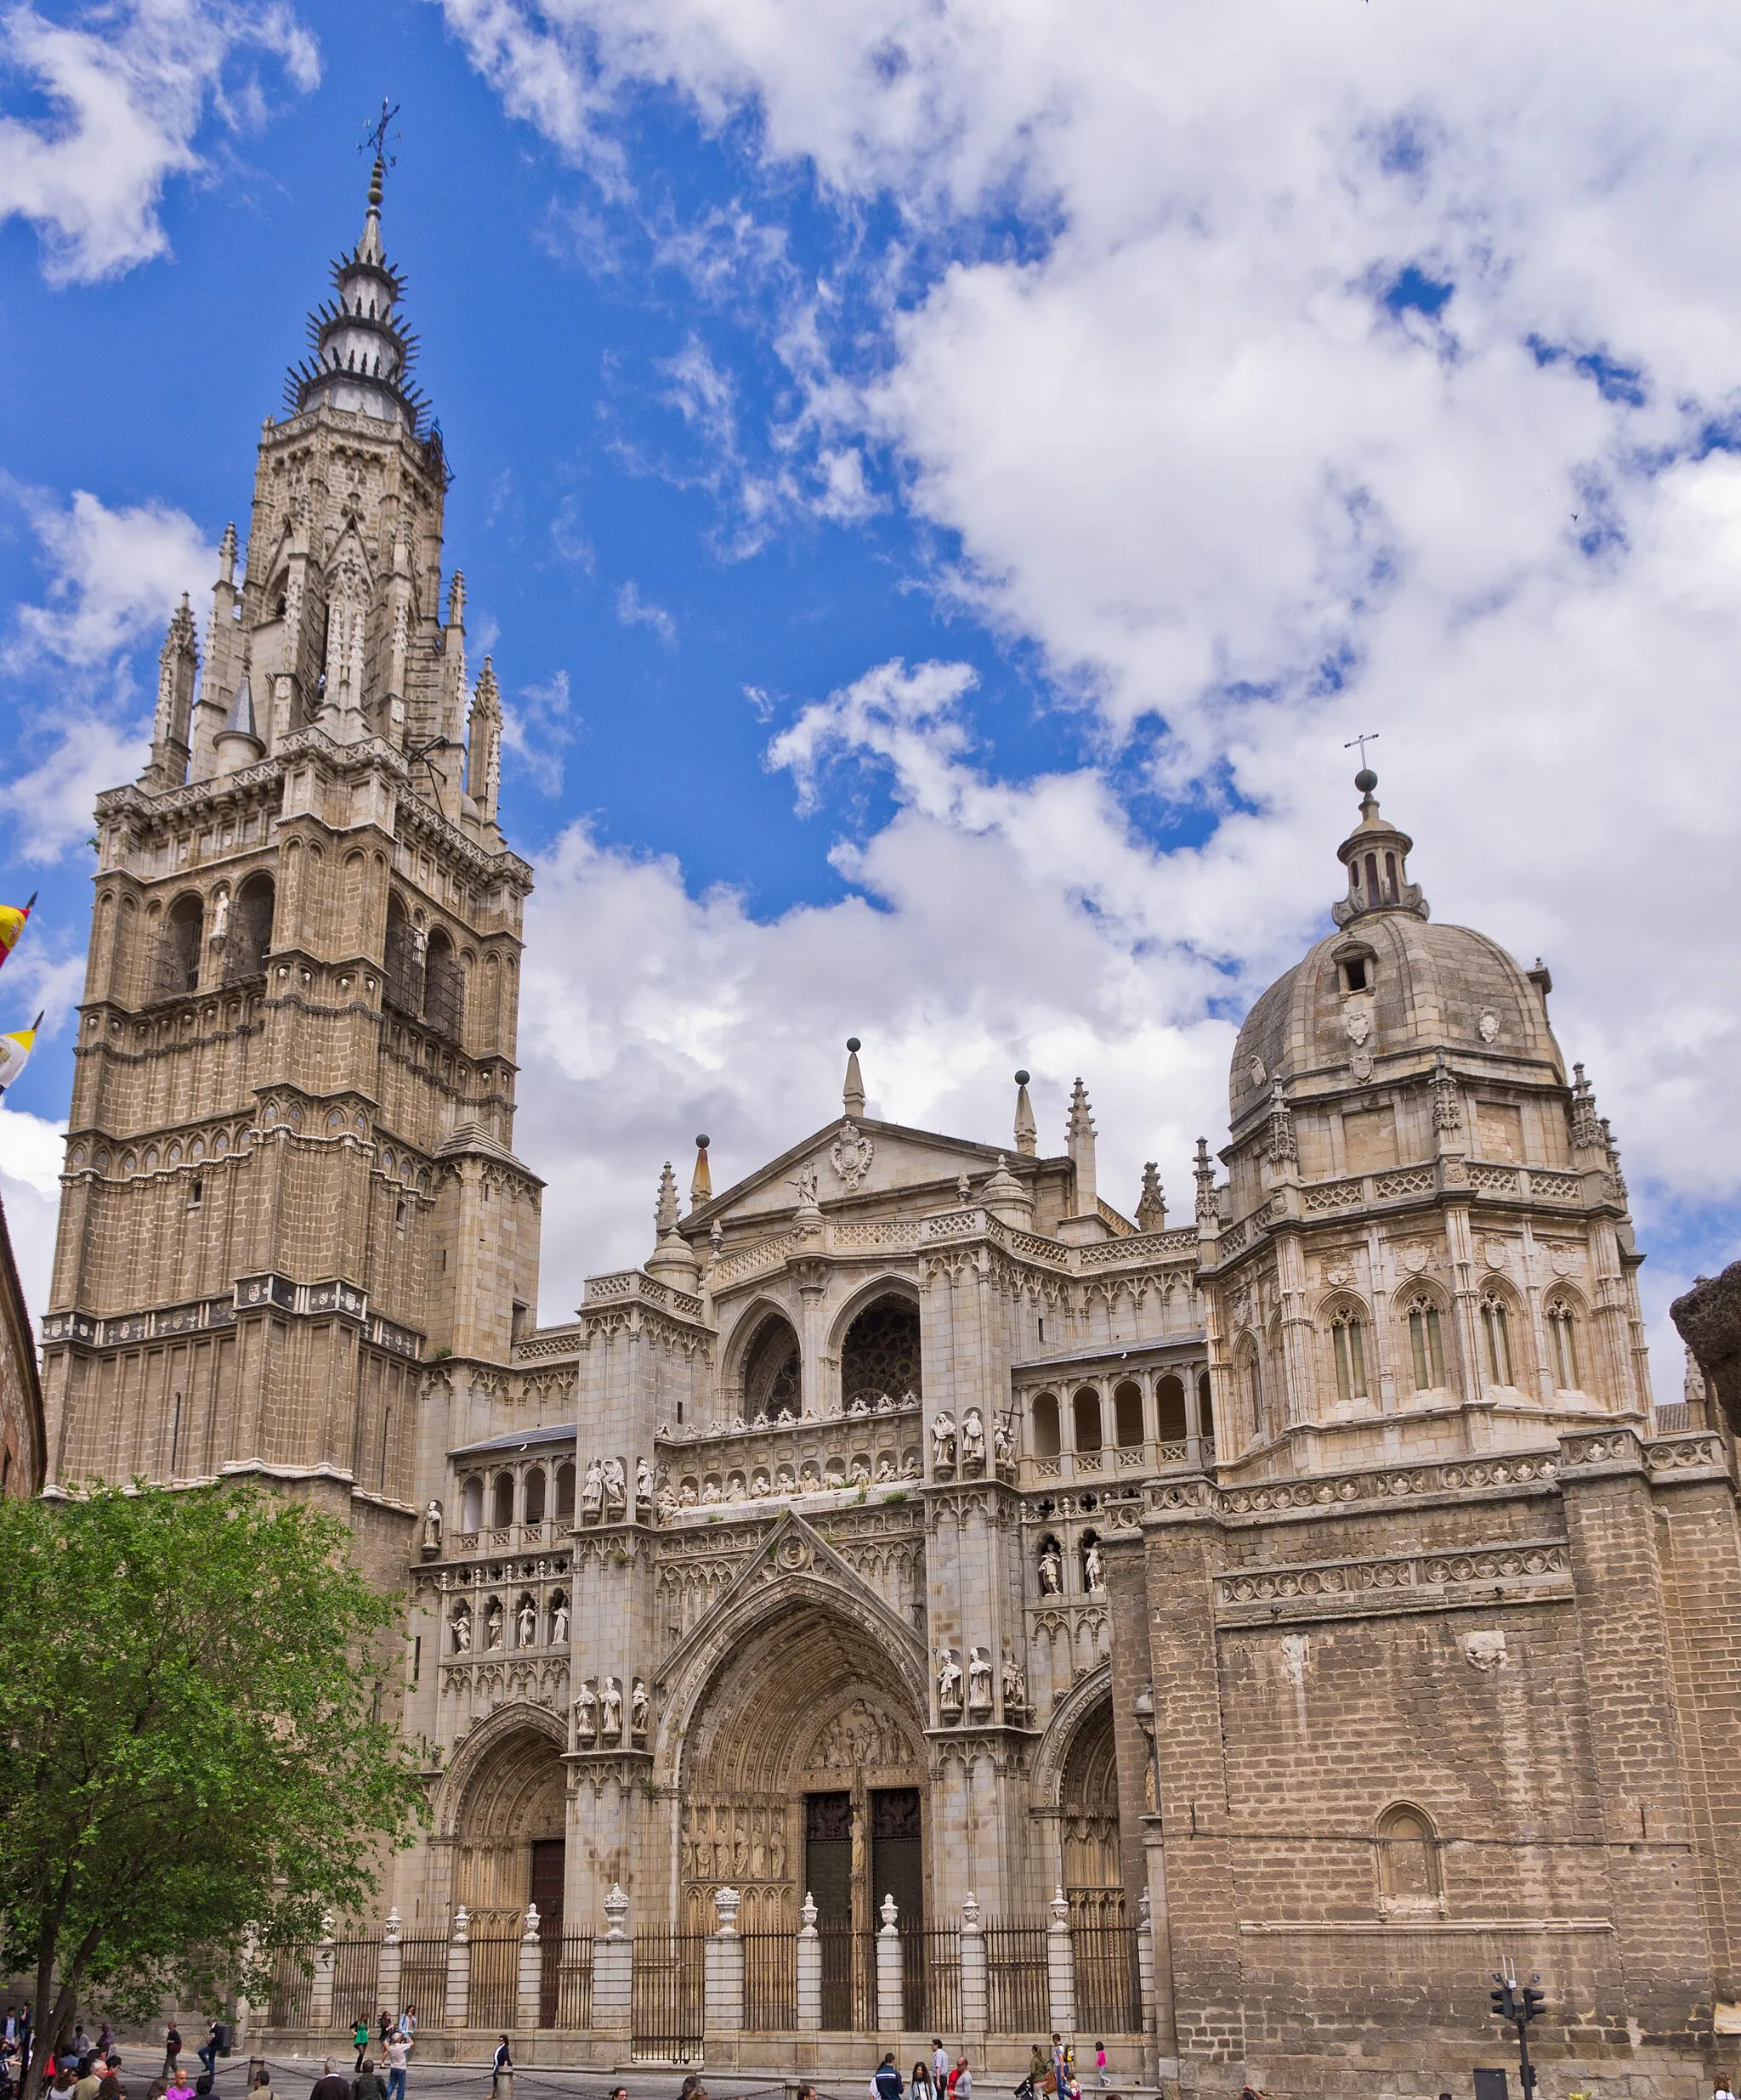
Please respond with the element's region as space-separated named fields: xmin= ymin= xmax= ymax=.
xmin=1332 ymin=766 xmax=1427 ymax=925
xmin=283 ymin=154 xmax=431 ymax=438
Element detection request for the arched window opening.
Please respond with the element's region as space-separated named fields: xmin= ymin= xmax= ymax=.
xmin=151 ymin=892 xmax=203 ymax=1000
xmin=1481 ymin=1295 xmax=1514 ymax=1386
xmin=1547 ymin=1299 xmax=1579 ymax=1390
xmin=224 ymin=872 xmax=275 ymax=984
xmin=1408 ymin=1299 xmax=1447 ymax=1392
xmin=554 ymin=1461 xmax=576 ymax=1522
xmin=1113 ymin=1380 xmax=1144 ymax=1447
xmin=1376 ymin=1803 xmax=1442 ymax=1912
xmin=1154 ymin=1374 xmax=1187 ymax=1441
xmin=424 ymin=927 xmax=465 ymax=1042
xmin=1031 ymin=1391 xmax=1061 ymax=1458
xmin=383 ymin=893 xmax=422 ymax=1016
xmin=1199 ymin=1369 xmax=1217 ymax=1455
xmin=1233 ymin=1348 xmax=1260 ymax=1446
xmin=1384 ymin=850 xmax=1398 ymax=902
xmin=1330 ymin=1308 xmax=1370 ymax=1405
xmin=742 ymin=1312 xmax=802 ymax=1422
xmin=1072 ymin=1386 xmax=1103 ymax=1452
xmin=841 ymin=1294 xmax=922 ymax=1407
xmin=491 ymin=1472 xmax=515 ymax=1529
xmin=1364 ymin=850 xmax=1381 ymax=903
xmin=523 ymin=1467 xmax=547 ymax=1526
xmin=460 ymin=1476 xmax=482 ymax=1532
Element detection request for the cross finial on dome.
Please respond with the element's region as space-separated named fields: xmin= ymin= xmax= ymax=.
xmin=1331 ymin=763 xmax=1428 ymax=927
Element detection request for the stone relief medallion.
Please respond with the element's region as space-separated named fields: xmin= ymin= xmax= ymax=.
xmin=1248 ymin=1054 xmax=1267 ymax=1090
xmin=1400 ymin=1242 xmax=1431 ymax=1275
xmin=1344 ymin=1009 xmax=1372 ymax=1047
xmin=1465 ymin=1629 xmax=1508 ymax=1671
xmin=1478 ymin=1010 xmax=1500 ymax=1043
xmin=775 ymin=1533 xmax=813 ymax=1572
xmin=1549 ymin=1243 xmax=1577 ymax=1276
xmin=1350 ymin=1050 xmax=1374 ymax=1083
xmin=831 ymin=1118 xmax=875 ymax=1191
xmin=1324 ymin=1260 xmax=1355 ymax=1289
xmin=1483 ymin=1239 xmax=1509 ymax=1271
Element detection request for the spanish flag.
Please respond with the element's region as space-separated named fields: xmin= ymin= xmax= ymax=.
xmin=0 ymin=893 xmax=35 ymax=972
xmin=0 ymin=1013 xmax=42 ymax=1095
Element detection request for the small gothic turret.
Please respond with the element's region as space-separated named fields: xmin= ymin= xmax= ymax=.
xmin=468 ymin=656 xmax=502 ymax=825
xmin=145 ymin=595 xmax=199 ymax=789
xmin=1136 ymin=1163 xmax=1166 ymax=1232
xmin=647 ymin=1160 xmax=700 ymax=1287
xmin=213 ymin=668 xmax=264 ymax=773
xmin=1066 ymin=1078 xmax=1097 ymax=1212
xmin=1332 ymin=767 xmax=1428 ymax=925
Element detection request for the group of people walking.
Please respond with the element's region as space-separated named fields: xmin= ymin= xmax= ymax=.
xmin=873 ymin=2031 xmax=1108 ymax=2100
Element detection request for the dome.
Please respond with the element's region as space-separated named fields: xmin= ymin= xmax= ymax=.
xmin=1230 ymin=777 xmax=1563 ymax=1126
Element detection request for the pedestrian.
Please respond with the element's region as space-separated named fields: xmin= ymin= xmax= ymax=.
xmin=933 ymin=2041 xmax=950 ymax=2090
xmin=383 ymin=2030 xmax=409 ymax=2100
xmin=162 ymin=2030 xmax=182 ymax=2082
xmin=1095 ymin=2044 xmax=1109 ymax=2091
xmin=165 ymin=2068 xmax=194 ymax=2100
xmin=1716 ymin=2081 xmax=1738 ymax=2100
xmin=196 ymin=2028 xmax=220 ymax=2084
xmin=73 ymin=2055 xmax=101 ymax=2100
xmin=953 ymin=2058 xmax=973 ymax=2100
xmin=97 ymin=2032 xmax=114 ymax=2063
xmin=310 ymin=2058 xmax=351 ymax=2100
xmin=795 ymin=2088 xmax=817 ymax=2100
xmin=353 ymin=2019 xmax=371 ymax=2073
xmin=1049 ymin=2035 xmax=1068 ymax=2100
xmin=871 ymin=2054 xmax=904 ymax=2100
xmin=1027 ymin=2043 xmax=1047 ymax=2092
xmin=911 ymin=2060 xmax=932 ymax=2100
xmin=250 ymin=2067 xmax=275 ymax=2100
xmin=352 ymin=2058 xmax=385 ymax=2100
xmin=394 ymin=2011 xmax=416 ymax=2046
xmin=70 ymin=2034 xmax=93 ymax=2069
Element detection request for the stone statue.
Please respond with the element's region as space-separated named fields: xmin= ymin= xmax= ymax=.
xmin=850 ymin=1458 xmax=870 ymax=1486
xmin=517 ymin=1597 xmax=537 ymax=1648
xmin=993 ymin=1414 xmax=1014 ymax=1466
xmin=1039 ymin=1542 xmax=1064 ymax=1595
xmin=601 ymin=1455 xmax=627 ymax=1508
xmin=601 ymin=1676 xmax=623 ymax=1737
xmin=932 ymin=1411 xmax=957 ymax=1471
xmin=484 ymin=1599 xmax=504 ymax=1650
xmin=419 ymin=1499 xmax=443 ymax=1555
xmin=1084 ymin=1540 xmax=1106 ymax=1593
xmin=936 ymin=1649 xmax=963 ymax=1713
xmin=967 ymin=1645 xmax=993 ymax=1710
xmin=208 ymin=890 xmax=230 ymax=947
xmin=876 ymin=1455 xmax=895 ymax=1481
xmin=956 ymin=1172 xmax=972 ymax=1205
xmin=581 ymin=1457 xmax=604 ymax=1513
xmin=636 ymin=1453 xmax=655 ymax=1514
xmin=552 ymin=1598 xmax=570 ymax=1644
xmin=961 ymin=1407 xmax=986 ymax=1467
xmin=451 ymin=1607 xmax=471 ymax=1654
xmin=658 ymin=1484 xmax=679 ymax=1521
xmin=901 ymin=1451 xmax=922 ymax=1479
xmin=631 ymin=1677 xmax=650 ymax=1736
xmin=709 ymin=1219 xmax=724 ymax=1259
xmin=573 ymin=1681 xmax=598 ymax=1741
xmin=791 ymin=1163 xmax=819 ymax=1207
xmin=1002 ymin=1645 xmax=1027 ymax=1709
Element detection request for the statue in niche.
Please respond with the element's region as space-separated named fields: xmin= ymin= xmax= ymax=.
xmin=517 ymin=1597 xmax=537 ymax=1648
xmin=936 ymin=1649 xmax=963 ymax=1714
xmin=631 ymin=1677 xmax=650 ymax=1737
xmin=791 ymin=1163 xmax=819 ymax=1207
xmin=208 ymin=889 xmax=230 ymax=948
xmin=484 ymin=1599 xmax=504 ymax=1650
xmin=419 ymin=1500 xmax=444 ymax=1556
xmin=967 ymin=1645 xmax=993 ymax=1710
xmin=658 ymin=1483 xmax=679 ymax=1522
xmin=636 ymin=1453 xmax=655 ymax=1514
xmin=993 ymin=1415 xmax=1014 ymax=1466
xmin=961 ymin=1407 xmax=986 ymax=1468
xmin=678 ymin=1480 xmax=698 ymax=1508
xmin=932 ymin=1411 xmax=957 ymax=1471
xmin=1038 ymin=1542 xmax=1064 ymax=1596
xmin=552 ymin=1597 xmax=570 ymax=1644
xmin=850 ymin=1458 xmax=870 ymax=1486
xmin=876 ymin=1456 xmax=895 ymax=1482
xmin=581 ymin=1458 xmax=604 ymax=1513
xmin=573 ymin=1681 xmax=598 ymax=1741
xmin=1002 ymin=1645 xmax=1027 ymax=1710
xmin=450 ymin=1606 xmax=472 ymax=1654
xmin=1084 ymin=1540 xmax=1106 ymax=1593
xmin=601 ymin=1456 xmax=627 ymax=1508
xmin=600 ymin=1676 xmax=623 ymax=1738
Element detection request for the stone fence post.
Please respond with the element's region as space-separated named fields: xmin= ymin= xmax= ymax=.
xmin=310 ymin=1912 xmax=337 ymax=2032
xmin=797 ymin=1892 xmax=822 ymax=2032
xmin=517 ymin=1904 xmax=542 ymax=2033
xmin=1136 ymin=1891 xmax=1155 ymax=2044
xmin=876 ymin=1894 xmax=904 ymax=2035
xmin=445 ymin=1906 xmax=471 ymax=2031
xmin=706 ymin=1885 xmax=746 ymax=2037
xmin=592 ymin=1886 xmax=632 ymax=2047
xmin=377 ymin=1909 xmax=404 ymax=2027
xmin=1046 ymin=1888 xmax=1075 ymax=2037
xmin=959 ymin=1893 xmax=988 ymax=2038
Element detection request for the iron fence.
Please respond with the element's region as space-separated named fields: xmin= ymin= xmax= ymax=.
xmin=546 ymin=1933 xmax=593 ymax=2029
xmin=818 ymin=1926 xmax=878 ymax=2032
xmin=900 ymin=1923 xmax=961 ymax=2034
xmin=265 ymin=1945 xmax=315 ymax=2029
xmin=394 ymin=1936 xmax=447 ymax=2030
xmin=742 ymin=1928 xmax=799 ymax=2030
xmin=332 ymin=1938 xmax=383 ymax=2036
xmin=984 ymin=1922 xmax=1049 ymax=2038
xmin=468 ymin=1935 xmax=519 ymax=2030
xmin=631 ymin=1928 xmax=706 ymax=2062
xmin=1071 ymin=1922 xmax=1142 ymax=2035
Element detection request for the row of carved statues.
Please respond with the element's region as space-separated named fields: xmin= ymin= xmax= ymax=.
xmin=931 ymin=1407 xmax=1015 ymax=1471
xmin=1039 ymin=1537 xmax=1106 ymax=1594
xmin=449 ymin=1590 xmax=570 ymax=1653
xmin=571 ymin=1673 xmax=651 ymax=1745
xmin=936 ymin=1644 xmax=1028 ymax=1717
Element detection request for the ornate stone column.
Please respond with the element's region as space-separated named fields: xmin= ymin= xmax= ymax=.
xmin=516 ymin=1903 xmax=542 ymax=2034
xmin=1046 ymin=1888 xmax=1076 ymax=2036
xmin=592 ymin=1887 xmax=632 ymax=2052
xmin=444 ymin=1906 xmax=471 ymax=2032
xmin=959 ymin=1893 xmax=989 ymax=2041
xmin=706 ymin=1885 xmax=746 ymax=2046
xmin=797 ymin=1892 xmax=822 ymax=2033
xmin=310 ymin=1911 xmax=337 ymax=2032
xmin=377 ymin=1908 xmax=403 ymax=2031
xmin=876 ymin=1893 xmax=904 ymax=2034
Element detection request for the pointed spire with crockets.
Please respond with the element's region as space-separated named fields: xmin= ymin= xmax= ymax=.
xmin=1066 ymin=1077 xmax=1097 ymax=1213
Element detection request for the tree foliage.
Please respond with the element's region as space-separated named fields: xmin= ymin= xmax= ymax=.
xmin=0 ymin=1484 xmax=428 ymax=2098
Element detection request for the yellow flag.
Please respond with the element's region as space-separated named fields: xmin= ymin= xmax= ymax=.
xmin=0 ymin=892 xmax=35 ymax=965
xmin=0 ymin=1012 xmax=42 ymax=1094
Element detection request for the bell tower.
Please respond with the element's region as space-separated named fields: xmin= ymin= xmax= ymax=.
xmin=41 ymin=154 xmax=539 ymax=1568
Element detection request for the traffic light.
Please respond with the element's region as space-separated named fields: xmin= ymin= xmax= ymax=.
xmin=1521 ymin=1985 xmax=1545 ymax=2024
xmin=1490 ymin=1978 xmax=1514 ymax=2024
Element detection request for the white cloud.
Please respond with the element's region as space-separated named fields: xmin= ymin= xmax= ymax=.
xmin=501 ymin=667 xmax=577 ymax=795
xmin=615 ymin=580 xmax=678 ymax=647
xmin=0 ymin=0 xmax=319 ymax=285
xmin=10 ymin=486 xmax=216 ymax=668
xmin=0 ymin=1103 xmax=65 ymax=1325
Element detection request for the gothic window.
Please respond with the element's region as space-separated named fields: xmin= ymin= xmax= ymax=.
xmin=554 ymin=1461 xmax=576 ymax=1522
xmin=151 ymin=892 xmax=204 ymax=1000
xmin=1154 ymin=1374 xmax=1187 ymax=1441
xmin=460 ymin=1475 xmax=482 ymax=1531
xmin=1546 ymin=1298 xmax=1580 ymax=1390
xmin=224 ymin=872 xmax=275 ymax=985
xmin=1073 ymin=1386 xmax=1103 ymax=1452
xmin=841 ymin=1295 xmax=922 ymax=1407
xmin=742 ymin=1312 xmax=802 ymax=1421
xmin=1233 ymin=1344 xmax=1261 ymax=1446
xmin=1114 ymin=1380 xmax=1145 ymax=1446
xmin=424 ymin=927 xmax=465 ymax=1042
xmin=383 ymin=893 xmax=422 ymax=1016
xmin=491 ymin=1472 xmax=514 ymax=1529
xmin=1481 ymin=1294 xmax=1514 ymax=1386
xmin=1376 ymin=1803 xmax=1442 ymax=1912
xmin=1330 ymin=1306 xmax=1370 ymax=1404
xmin=1199 ymin=1369 xmax=1216 ymax=1455
xmin=1031 ymin=1391 xmax=1062 ymax=1458
xmin=523 ymin=1467 xmax=546 ymax=1525
xmin=1407 ymin=1297 xmax=1447 ymax=1392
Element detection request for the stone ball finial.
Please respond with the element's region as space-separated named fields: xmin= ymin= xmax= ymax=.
xmin=1014 ymin=1068 xmax=1030 ymax=1085
xmin=847 ymin=1035 xmax=861 ymax=1052
xmin=1354 ymin=766 xmax=1378 ymax=792
xmin=695 ymin=1134 xmax=709 ymax=1149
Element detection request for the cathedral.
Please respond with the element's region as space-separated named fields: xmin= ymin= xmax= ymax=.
xmin=39 ymin=160 xmax=1741 ymax=2098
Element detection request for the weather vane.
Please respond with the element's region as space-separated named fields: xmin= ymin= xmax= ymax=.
xmin=1343 ymin=731 xmax=1381 ymax=770
xmin=361 ymin=98 xmax=401 ymax=169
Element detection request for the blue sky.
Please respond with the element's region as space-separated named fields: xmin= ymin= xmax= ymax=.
xmin=2 ymin=0 xmax=1739 ymax=1372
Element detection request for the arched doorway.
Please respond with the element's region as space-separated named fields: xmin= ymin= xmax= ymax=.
xmin=1059 ymin=1696 xmax=1124 ymax=1923
xmin=451 ymin=1720 xmax=568 ymax=1938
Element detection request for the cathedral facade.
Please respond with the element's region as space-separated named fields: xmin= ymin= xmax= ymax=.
xmin=39 ymin=167 xmax=1741 ymax=2097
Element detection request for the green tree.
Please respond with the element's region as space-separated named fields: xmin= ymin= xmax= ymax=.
xmin=0 ymin=1483 xmax=428 ymax=2100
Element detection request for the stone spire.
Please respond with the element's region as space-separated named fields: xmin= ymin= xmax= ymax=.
xmin=690 ymin=1135 xmax=712 ymax=1209
xmin=1066 ymin=1078 xmax=1097 ymax=1213
xmin=647 ymin=1161 xmax=699 ymax=1287
xmin=1013 ymin=1070 xmax=1037 ymax=1156
xmin=213 ymin=665 xmax=264 ymax=773
xmin=1194 ymin=1136 xmax=1219 ymax=1223
xmin=843 ymin=1037 xmax=865 ymax=1117
xmin=283 ymin=151 xmax=431 ymax=438
xmin=1331 ymin=764 xmax=1428 ymax=926
xmin=1136 ymin=1163 xmax=1166 ymax=1232
xmin=467 ymin=656 xmax=502 ymax=824
xmin=144 ymin=595 xmax=199 ymax=789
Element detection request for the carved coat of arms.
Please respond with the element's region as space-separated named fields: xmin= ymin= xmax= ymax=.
xmin=831 ymin=1118 xmax=875 ymax=1191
